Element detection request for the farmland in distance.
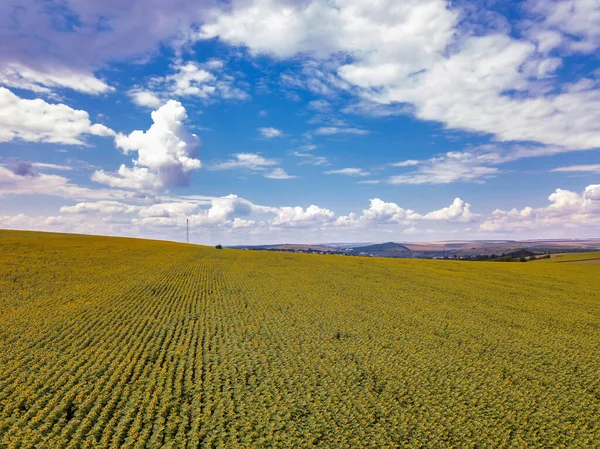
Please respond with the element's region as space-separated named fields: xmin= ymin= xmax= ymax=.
xmin=0 ymin=230 xmax=599 ymax=448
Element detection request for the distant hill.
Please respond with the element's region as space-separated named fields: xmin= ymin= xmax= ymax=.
xmin=232 ymin=238 xmax=600 ymax=259
xmin=349 ymin=242 xmax=412 ymax=257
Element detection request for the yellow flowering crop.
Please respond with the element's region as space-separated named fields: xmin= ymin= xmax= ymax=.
xmin=0 ymin=231 xmax=598 ymax=447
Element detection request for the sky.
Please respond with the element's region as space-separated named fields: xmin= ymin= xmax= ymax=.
xmin=0 ymin=0 xmax=599 ymax=245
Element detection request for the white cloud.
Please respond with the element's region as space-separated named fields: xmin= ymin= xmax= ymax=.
xmin=314 ymin=127 xmax=369 ymax=136
xmin=307 ymin=100 xmax=331 ymax=112
xmin=31 ymin=162 xmax=73 ymax=171
xmin=358 ymin=199 xmax=423 ymax=224
xmin=199 ymin=0 xmax=456 ymax=60
xmin=211 ymin=154 xmax=295 ymax=179
xmin=333 ymin=197 xmax=478 ymax=227
xmin=265 ymin=168 xmax=296 ymax=179
xmin=525 ymin=0 xmax=600 ymax=54
xmin=388 ymin=150 xmax=502 ymax=185
xmin=585 ymin=184 xmax=600 ymax=200
xmin=0 ymin=214 xmax=32 ymax=228
xmin=92 ymin=166 xmax=163 ymax=191
xmin=210 ymin=152 xmax=296 ymax=179
xmin=61 ymin=201 xmax=139 ymax=215
xmin=3 ymin=185 xmax=599 ymax=242
xmin=0 ymin=213 xmax=88 ymax=233
xmin=389 ymin=160 xmax=420 ymax=168
xmin=139 ymin=202 xmax=198 ymax=218
xmin=342 ymin=100 xmax=413 ymax=117
xmin=258 ymin=127 xmax=283 ymax=138
xmin=168 ymin=63 xmax=215 ymax=96
xmin=270 ymin=205 xmax=335 ymax=228
xmin=0 ymin=0 xmax=216 ymax=102
xmin=128 ymin=61 xmax=248 ymax=107
xmin=94 ymin=100 xmax=201 ymax=191
xmin=480 ymin=184 xmax=600 ymax=232
xmin=232 ymin=217 xmax=256 ymax=229
xmin=422 ymin=198 xmax=478 ymax=222
xmin=0 ymin=164 xmax=41 ymax=195
xmin=280 ymin=62 xmax=350 ymax=98
xmin=202 ymin=195 xmax=253 ymax=223
xmin=551 ymin=164 xmax=600 ymax=173
xmin=357 ymin=180 xmax=381 ymax=185
xmin=128 ymin=89 xmax=163 ymax=108
xmin=403 ymin=227 xmax=435 ymax=235
xmin=167 ymin=62 xmax=248 ymax=100
xmin=385 ymin=34 xmax=599 ymax=149
xmin=0 ymin=87 xmax=115 ymax=145
xmin=527 ymin=29 xmax=564 ymax=53
xmin=58 ymin=194 xmax=255 ymax=231
xmin=377 ymin=34 xmax=600 ymax=151
xmin=199 ymin=0 xmax=600 ymax=152
xmin=289 ymin=151 xmax=329 ymax=166
xmin=325 ymin=167 xmax=369 ymax=176
xmin=386 ymin=144 xmax=600 ymax=185
xmin=211 ymin=153 xmax=278 ymax=171
xmin=0 ymin=63 xmax=113 ymax=95
xmin=89 ymin=124 xmax=116 ymax=137
xmin=0 ymin=164 xmax=133 ymax=201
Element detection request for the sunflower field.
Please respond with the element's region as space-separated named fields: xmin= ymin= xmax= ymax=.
xmin=0 ymin=230 xmax=598 ymax=448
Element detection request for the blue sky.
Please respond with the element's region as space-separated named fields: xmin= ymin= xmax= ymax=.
xmin=0 ymin=0 xmax=599 ymax=244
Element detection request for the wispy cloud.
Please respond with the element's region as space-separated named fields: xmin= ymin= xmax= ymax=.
xmin=387 ymin=149 xmax=505 ymax=185
xmin=358 ymin=180 xmax=381 ymax=184
xmin=265 ymin=168 xmax=297 ymax=179
xmin=199 ymin=0 xmax=600 ymax=151
xmin=211 ymin=153 xmax=278 ymax=171
xmin=314 ymin=127 xmax=369 ymax=136
xmin=551 ymin=164 xmax=600 ymax=173
xmin=211 ymin=153 xmax=296 ymax=180
xmin=32 ymin=162 xmax=73 ymax=171
xmin=325 ymin=167 xmax=370 ymax=176
xmin=128 ymin=60 xmax=249 ymax=108
xmin=307 ymin=99 xmax=331 ymax=112
xmin=386 ymin=144 xmax=599 ymax=185
xmin=257 ymin=127 xmax=283 ymax=138
xmin=389 ymin=160 xmax=420 ymax=168
xmin=289 ymin=151 xmax=329 ymax=166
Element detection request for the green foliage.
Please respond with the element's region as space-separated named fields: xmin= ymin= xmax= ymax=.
xmin=0 ymin=230 xmax=599 ymax=448
xmin=470 ymin=249 xmax=537 ymax=262
xmin=215 ymin=244 xmax=223 ymax=249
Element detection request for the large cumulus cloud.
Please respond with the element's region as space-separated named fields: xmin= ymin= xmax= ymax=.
xmin=93 ymin=100 xmax=201 ymax=191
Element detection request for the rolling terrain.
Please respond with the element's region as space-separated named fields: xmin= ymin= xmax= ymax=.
xmin=236 ymin=238 xmax=600 ymax=259
xmin=1 ymin=231 xmax=599 ymax=447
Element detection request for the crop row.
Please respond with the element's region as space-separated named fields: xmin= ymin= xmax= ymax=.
xmin=0 ymin=232 xmax=598 ymax=447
